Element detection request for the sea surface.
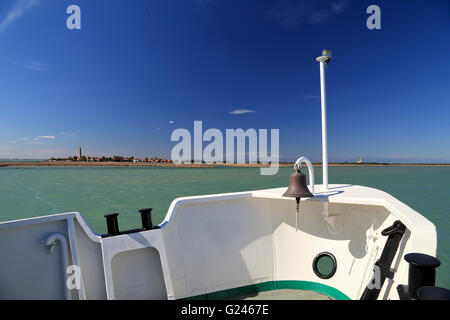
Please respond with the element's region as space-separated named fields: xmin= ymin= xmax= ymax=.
xmin=0 ymin=166 xmax=448 ymax=288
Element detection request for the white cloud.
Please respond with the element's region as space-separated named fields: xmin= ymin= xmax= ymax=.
xmin=0 ymin=0 xmax=40 ymax=33
xmin=300 ymin=94 xmax=320 ymax=99
xmin=194 ymin=0 xmax=213 ymax=5
xmin=0 ymin=148 xmax=76 ymax=159
xmin=59 ymin=131 xmax=78 ymax=136
xmin=266 ymin=0 xmax=350 ymax=28
xmin=11 ymin=135 xmax=55 ymax=145
xmin=7 ymin=60 xmax=45 ymax=71
xmin=229 ymin=109 xmax=256 ymax=115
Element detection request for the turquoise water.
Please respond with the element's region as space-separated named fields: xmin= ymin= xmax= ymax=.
xmin=0 ymin=166 xmax=448 ymax=288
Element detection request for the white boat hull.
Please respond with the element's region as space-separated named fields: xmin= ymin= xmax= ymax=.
xmin=0 ymin=184 xmax=437 ymax=300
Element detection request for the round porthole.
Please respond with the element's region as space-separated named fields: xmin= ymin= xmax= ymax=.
xmin=313 ymin=252 xmax=337 ymax=279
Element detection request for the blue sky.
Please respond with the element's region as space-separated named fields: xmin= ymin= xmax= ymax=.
xmin=0 ymin=0 xmax=449 ymax=162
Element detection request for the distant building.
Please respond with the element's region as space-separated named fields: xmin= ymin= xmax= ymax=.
xmin=357 ymin=157 xmax=364 ymax=163
xmin=78 ymin=146 xmax=82 ymax=160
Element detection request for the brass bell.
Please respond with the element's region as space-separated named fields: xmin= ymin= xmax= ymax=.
xmin=283 ymin=165 xmax=314 ymax=231
xmin=283 ymin=167 xmax=314 ymax=199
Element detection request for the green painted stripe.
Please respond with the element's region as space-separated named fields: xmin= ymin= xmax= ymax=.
xmin=275 ymin=280 xmax=351 ymax=300
xmin=183 ymin=280 xmax=351 ymax=300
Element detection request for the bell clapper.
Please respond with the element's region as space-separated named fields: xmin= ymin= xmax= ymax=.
xmin=296 ymin=197 xmax=300 ymax=231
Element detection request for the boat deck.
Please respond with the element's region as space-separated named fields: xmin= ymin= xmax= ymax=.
xmin=231 ymin=289 xmax=333 ymax=300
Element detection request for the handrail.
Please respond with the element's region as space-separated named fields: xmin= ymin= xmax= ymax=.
xmin=41 ymin=233 xmax=71 ymax=300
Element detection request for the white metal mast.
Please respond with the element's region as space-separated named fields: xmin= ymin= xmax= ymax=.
xmin=315 ymin=50 xmax=332 ymax=191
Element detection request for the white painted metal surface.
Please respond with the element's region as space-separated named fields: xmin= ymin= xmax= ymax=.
xmin=0 ymin=184 xmax=438 ymax=300
xmin=316 ymin=50 xmax=332 ymax=190
xmin=101 ymin=229 xmax=173 ymax=299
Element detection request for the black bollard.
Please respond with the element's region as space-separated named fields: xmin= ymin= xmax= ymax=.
xmin=404 ymin=253 xmax=441 ymax=299
xmin=138 ymin=208 xmax=153 ymax=230
xmin=104 ymin=213 xmax=120 ymax=236
xmin=417 ymin=286 xmax=450 ymax=300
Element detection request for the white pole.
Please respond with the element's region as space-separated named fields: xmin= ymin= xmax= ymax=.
xmin=320 ymin=61 xmax=328 ymax=190
xmin=316 ymin=50 xmax=331 ymax=191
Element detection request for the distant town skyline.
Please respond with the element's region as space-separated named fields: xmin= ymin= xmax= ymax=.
xmin=47 ymin=146 xmax=173 ymax=163
xmin=1 ymin=0 xmax=449 ymax=163
xmin=3 ymin=145 xmax=448 ymax=165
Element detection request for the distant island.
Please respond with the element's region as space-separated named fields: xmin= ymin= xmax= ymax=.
xmin=1 ymin=161 xmax=449 ymax=168
xmin=47 ymin=146 xmax=174 ymax=164
xmin=0 ymin=147 xmax=448 ymax=168
xmin=48 ymin=155 xmax=174 ymax=164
